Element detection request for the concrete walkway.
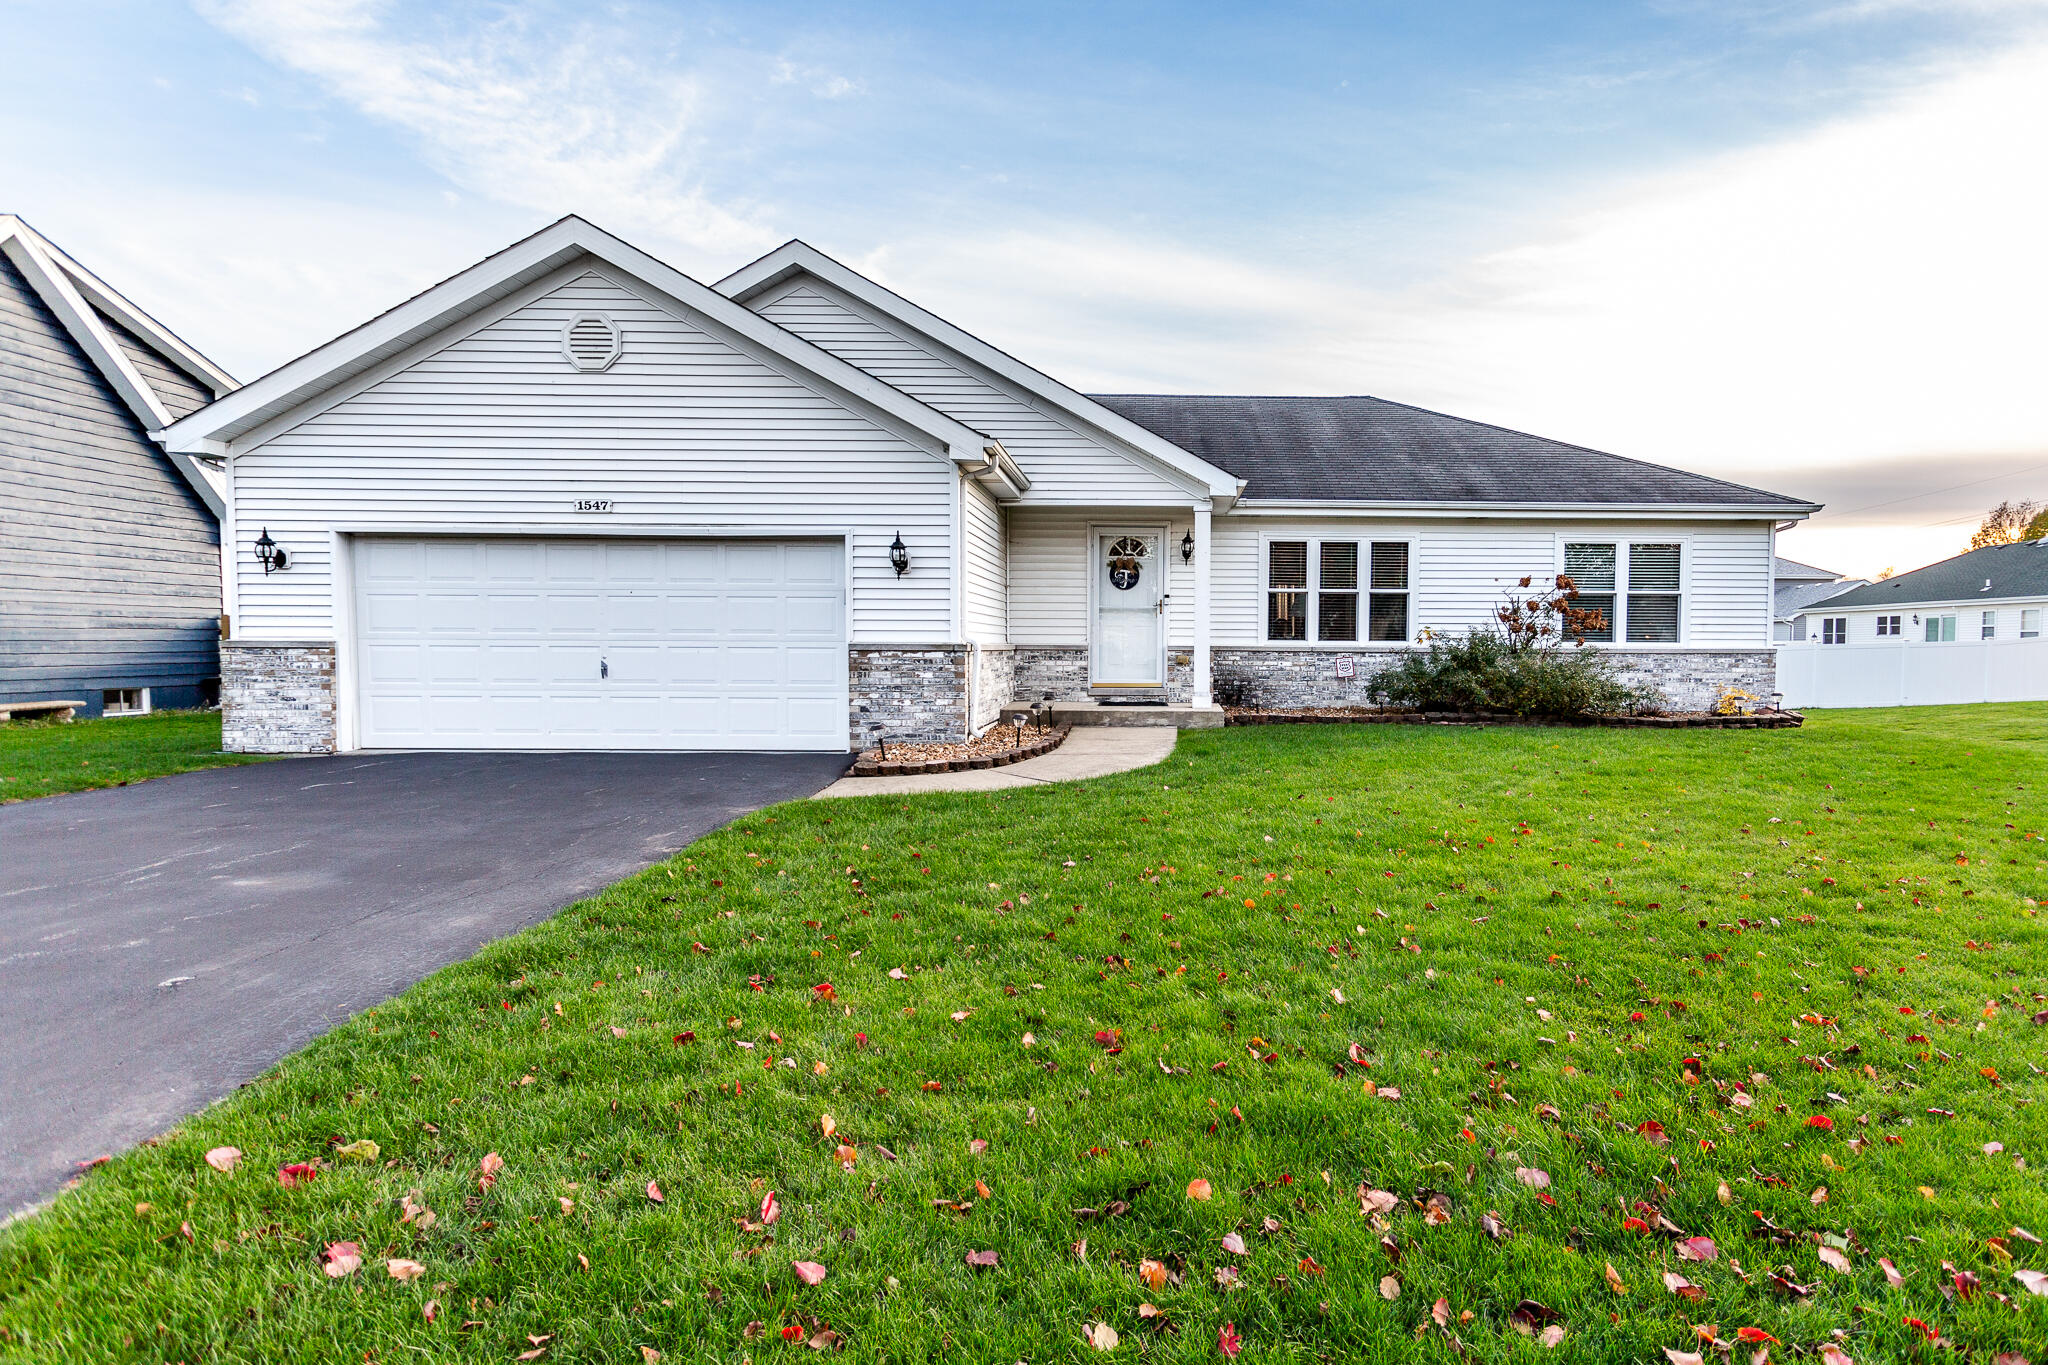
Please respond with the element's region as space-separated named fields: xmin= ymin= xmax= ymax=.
xmin=813 ymin=726 xmax=1176 ymax=797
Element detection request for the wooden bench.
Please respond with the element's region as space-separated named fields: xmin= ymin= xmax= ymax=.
xmin=0 ymin=699 xmax=86 ymax=722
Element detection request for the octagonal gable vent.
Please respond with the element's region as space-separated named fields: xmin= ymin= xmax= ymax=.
xmin=562 ymin=313 xmax=622 ymax=371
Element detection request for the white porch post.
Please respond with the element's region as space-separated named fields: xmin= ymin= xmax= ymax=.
xmin=1193 ymin=503 xmax=1212 ymax=706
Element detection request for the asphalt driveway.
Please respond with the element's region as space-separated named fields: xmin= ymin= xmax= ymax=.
xmin=0 ymin=749 xmax=846 ymax=1218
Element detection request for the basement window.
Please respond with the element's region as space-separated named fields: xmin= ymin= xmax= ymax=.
xmin=102 ymin=687 xmax=149 ymax=716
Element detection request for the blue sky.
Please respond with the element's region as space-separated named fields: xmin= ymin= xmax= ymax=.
xmin=7 ymin=0 xmax=2047 ymax=574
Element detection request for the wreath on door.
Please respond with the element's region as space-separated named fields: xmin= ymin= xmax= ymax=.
xmin=1106 ymin=536 xmax=1148 ymax=591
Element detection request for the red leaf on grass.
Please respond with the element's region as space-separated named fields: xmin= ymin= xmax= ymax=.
xmin=277 ymin=1162 xmax=320 ymax=1188
xmin=792 ymin=1261 xmax=828 ymax=1286
xmin=1218 ymin=1322 xmax=1242 ymax=1358
xmin=321 ymin=1241 xmax=362 ymax=1278
xmin=965 ymin=1250 xmax=999 ymax=1269
xmin=1676 ymin=1236 xmax=1718 ymax=1262
xmin=646 ymin=1180 xmax=664 ymax=1203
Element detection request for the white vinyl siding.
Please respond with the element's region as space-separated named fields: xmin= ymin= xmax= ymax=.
xmin=230 ymin=268 xmax=954 ymax=644
xmin=752 ymin=280 xmax=1197 ymax=506
xmin=1007 ymin=507 xmax=1196 ymax=646
xmin=963 ymin=478 xmax=1007 ymax=642
xmin=1213 ymin=519 xmax=1772 ymax=647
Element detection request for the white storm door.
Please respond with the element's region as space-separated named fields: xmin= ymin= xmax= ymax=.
xmin=1091 ymin=529 xmax=1165 ymax=687
xmin=353 ymin=537 xmax=845 ymax=751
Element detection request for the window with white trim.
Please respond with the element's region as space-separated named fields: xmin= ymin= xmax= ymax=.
xmin=1924 ymin=613 xmax=1957 ymax=642
xmin=1267 ymin=541 xmax=1308 ymax=640
xmin=1875 ymin=614 xmax=1901 ymax=637
xmin=2023 ymin=608 xmax=2042 ymax=638
xmin=102 ymin=687 xmax=149 ymax=716
xmin=1562 ymin=543 xmax=1616 ymax=642
xmin=1820 ymin=617 xmax=1848 ymax=645
xmin=1981 ymin=610 xmax=1998 ymax=640
xmin=1368 ymin=542 xmax=1410 ymax=641
xmin=1625 ymin=542 xmax=1682 ymax=642
xmin=1266 ymin=538 xmax=1411 ymax=643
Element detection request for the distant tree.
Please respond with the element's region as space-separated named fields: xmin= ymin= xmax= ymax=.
xmin=1970 ymin=499 xmax=2046 ymax=549
xmin=1874 ymin=566 xmax=1896 ymax=581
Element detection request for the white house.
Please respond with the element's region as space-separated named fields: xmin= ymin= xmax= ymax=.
xmin=159 ymin=217 xmax=1819 ymax=754
xmin=1778 ymin=539 xmax=2048 ymax=708
xmin=1772 ymin=556 xmax=1864 ymax=641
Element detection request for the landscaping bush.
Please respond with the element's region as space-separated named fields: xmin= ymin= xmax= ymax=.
xmin=1367 ymin=574 xmax=1665 ymax=717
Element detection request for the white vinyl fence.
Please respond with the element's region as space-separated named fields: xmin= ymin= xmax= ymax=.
xmin=1778 ymin=637 xmax=2048 ymax=709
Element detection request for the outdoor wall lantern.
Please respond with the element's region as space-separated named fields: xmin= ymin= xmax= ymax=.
xmin=889 ymin=532 xmax=910 ymax=577
xmin=253 ymin=527 xmax=290 ymax=574
xmin=1180 ymin=530 xmax=1195 ymax=562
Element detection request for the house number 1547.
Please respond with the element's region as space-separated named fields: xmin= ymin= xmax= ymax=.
xmin=573 ymin=499 xmax=614 ymax=513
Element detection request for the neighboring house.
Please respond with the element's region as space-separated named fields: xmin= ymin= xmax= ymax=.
xmin=1772 ymin=556 xmax=1865 ymax=641
xmin=1 ymin=216 xmax=237 ymax=717
xmin=159 ymin=217 xmax=1818 ymax=754
xmin=1778 ymin=539 xmax=2048 ymax=708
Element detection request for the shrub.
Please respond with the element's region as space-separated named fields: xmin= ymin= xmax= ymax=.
xmin=1366 ymin=575 xmax=1666 ymax=717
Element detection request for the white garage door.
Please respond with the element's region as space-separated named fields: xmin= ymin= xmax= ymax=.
xmin=354 ymin=537 xmax=846 ymax=751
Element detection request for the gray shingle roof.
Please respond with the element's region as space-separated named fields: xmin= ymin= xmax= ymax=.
xmin=1810 ymin=540 xmax=2048 ymax=609
xmin=1776 ymin=578 xmax=1866 ymax=620
xmin=1774 ymin=556 xmax=1843 ymax=582
xmin=1087 ymin=394 xmax=1816 ymax=509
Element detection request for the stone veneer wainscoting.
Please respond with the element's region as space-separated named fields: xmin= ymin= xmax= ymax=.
xmin=849 ymin=646 xmax=970 ymax=747
xmin=221 ymin=641 xmax=337 ymax=753
xmin=1210 ymin=647 xmax=1776 ymax=714
xmin=1011 ymin=646 xmax=1197 ymax=704
xmin=970 ymin=644 xmax=1016 ymax=735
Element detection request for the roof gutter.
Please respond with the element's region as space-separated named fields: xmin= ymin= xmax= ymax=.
xmin=1228 ymin=499 xmax=1822 ymax=519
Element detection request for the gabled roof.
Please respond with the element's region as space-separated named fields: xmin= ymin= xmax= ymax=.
xmin=715 ymin=240 xmax=1242 ymax=501
xmin=162 ymin=217 xmax=1006 ymax=482
xmin=1089 ymin=394 xmax=1819 ymax=514
xmin=1774 ymin=555 xmax=1843 ymax=582
xmin=1776 ymin=577 xmax=1867 ymax=620
xmin=0 ymin=215 xmax=235 ymax=516
xmin=1813 ymin=539 xmax=2048 ymax=609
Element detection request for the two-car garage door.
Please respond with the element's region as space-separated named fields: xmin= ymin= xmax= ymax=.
xmin=354 ymin=537 xmax=846 ymax=750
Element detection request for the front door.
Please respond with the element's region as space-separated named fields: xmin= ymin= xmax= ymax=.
xmin=1091 ymin=529 xmax=1165 ymax=688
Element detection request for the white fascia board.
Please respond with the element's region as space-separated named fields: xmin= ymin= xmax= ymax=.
xmin=0 ymin=227 xmax=224 ymax=518
xmin=1225 ymin=500 xmax=1820 ymax=520
xmin=162 ymin=216 xmax=989 ymax=465
xmin=0 ymin=216 xmax=237 ymax=397
xmin=716 ymin=241 xmax=1245 ymax=500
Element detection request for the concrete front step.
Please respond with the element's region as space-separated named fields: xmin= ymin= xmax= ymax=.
xmin=1000 ymin=700 xmax=1226 ymax=729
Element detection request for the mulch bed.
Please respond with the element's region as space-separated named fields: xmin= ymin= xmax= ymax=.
xmin=1225 ymin=706 xmax=1802 ymax=729
xmin=848 ymin=724 xmax=1073 ymax=777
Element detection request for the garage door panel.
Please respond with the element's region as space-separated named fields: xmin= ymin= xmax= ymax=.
xmin=356 ymin=537 xmax=846 ymax=751
xmin=786 ymin=645 xmax=844 ymax=686
xmin=362 ymin=591 xmax=423 ymax=633
xmin=423 ymin=540 xmax=481 ymax=580
xmin=785 ymin=593 xmax=840 ymax=636
xmin=485 ymin=540 xmax=542 ymax=581
xmin=723 ymin=594 xmax=784 ymax=636
xmin=609 ymin=594 xmax=663 ymax=635
xmin=485 ymin=594 xmax=542 ymax=634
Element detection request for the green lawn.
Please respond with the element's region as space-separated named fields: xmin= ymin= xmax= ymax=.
xmin=0 ymin=710 xmax=271 ymax=802
xmin=2 ymin=706 xmax=2045 ymax=1362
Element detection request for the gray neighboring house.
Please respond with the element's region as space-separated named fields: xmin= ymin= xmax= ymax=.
xmin=1794 ymin=539 xmax=2048 ymax=641
xmin=1772 ymin=555 xmax=1866 ymax=641
xmin=1 ymin=216 xmax=237 ymax=717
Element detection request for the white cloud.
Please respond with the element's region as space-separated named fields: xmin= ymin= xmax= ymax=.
xmin=195 ymin=0 xmax=775 ymax=258
xmin=853 ymin=39 xmax=2048 ymax=576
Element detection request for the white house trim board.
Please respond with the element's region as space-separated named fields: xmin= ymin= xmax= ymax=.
xmin=717 ymin=242 xmax=1243 ymax=501
xmin=1 ymin=220 xmax=226 ymax=516
xmin=0 ymin=214 xmax=237 ymax=396
xmin=162 ymin=216 xmax=991 ymax=469
xmin=1230 ymin=501 xmax=1817 ymax=519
